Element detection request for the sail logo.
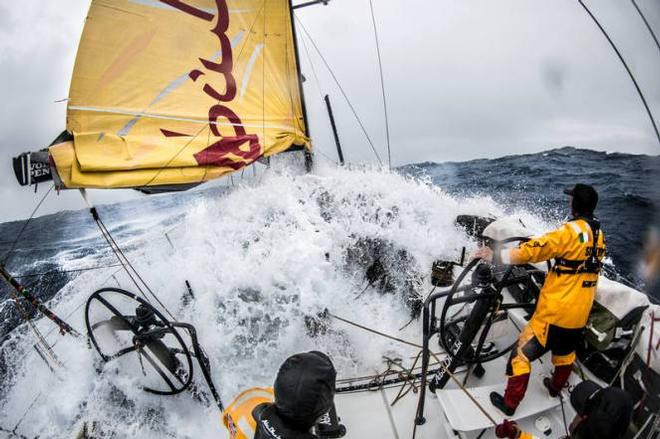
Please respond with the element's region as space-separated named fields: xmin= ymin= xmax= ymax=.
xmin=159 ymin=0 xmax=262 ymax=170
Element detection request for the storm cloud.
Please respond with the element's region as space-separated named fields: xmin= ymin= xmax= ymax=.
xmin=0 ymin=0 xmax=659 ymax=222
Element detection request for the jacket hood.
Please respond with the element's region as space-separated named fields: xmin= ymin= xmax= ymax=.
xmin=274 ymin=351 xmax=336 ymax=429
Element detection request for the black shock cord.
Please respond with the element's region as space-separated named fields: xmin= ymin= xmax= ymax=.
xmin=631 ymin=0 xmax=660 ymax=54
xmin=577 ymin=0 xmax=660 ymax=146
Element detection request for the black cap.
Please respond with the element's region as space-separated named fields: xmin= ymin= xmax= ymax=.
xmin=564 ymin=184 xmax=598 ymax=216
xmin=570 ymin=381 xmax=633 ymax=439
xmin=570 ymin=380 xmax=602 ymax=415
xmin=274 ymin=351 xmax=336 ymax=429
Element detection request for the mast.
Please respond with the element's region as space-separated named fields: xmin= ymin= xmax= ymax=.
xmin=324 ymin=94 xmax=345 ymax=165
xmin=288 ymin=0 xmax=313 ymax=170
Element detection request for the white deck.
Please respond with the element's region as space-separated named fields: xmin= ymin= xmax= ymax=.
xmin=334 ymin=350 xmax=578 ymax=439
xmin=335 ymin=385 xmax=449 ymax=439
xmin=435 ymin=371 xmax=560 ymax=432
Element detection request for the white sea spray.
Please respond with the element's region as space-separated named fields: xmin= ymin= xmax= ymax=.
xmin=0 ymin=165 xmax=556 ymax=438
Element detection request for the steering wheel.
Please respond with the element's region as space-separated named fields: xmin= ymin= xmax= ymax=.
xmin=85 ymin=288 xmax=194 ymax=396
xmin=438 ymin=237 xmax=544 ymax=365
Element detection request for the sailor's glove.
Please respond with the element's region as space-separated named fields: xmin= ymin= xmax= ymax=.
xmin=495 ymin=419 xmax=521 ymax=439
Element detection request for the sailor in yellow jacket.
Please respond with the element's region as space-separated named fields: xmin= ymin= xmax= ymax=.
xmin=473 ymin=184 xmax=606 ymax=415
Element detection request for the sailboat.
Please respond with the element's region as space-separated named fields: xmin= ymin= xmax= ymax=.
xmin=1 ymin=1 xmax=659 ymax=438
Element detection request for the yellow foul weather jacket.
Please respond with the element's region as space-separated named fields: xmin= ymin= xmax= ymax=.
xmin=500 ymin=218 xmax=605 ymax=345
xmin=222 ymin=387 xmax=274 ymax=439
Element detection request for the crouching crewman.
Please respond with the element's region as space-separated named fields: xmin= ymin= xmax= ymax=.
xmin=495 ymin=380 xmax=633 ymax=439
xmin=223 ymin=351 xmax=339 ymax=439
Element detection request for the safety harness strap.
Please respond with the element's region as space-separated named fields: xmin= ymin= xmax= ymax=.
xmin=552 ymin=218 xmax=602 ymax=276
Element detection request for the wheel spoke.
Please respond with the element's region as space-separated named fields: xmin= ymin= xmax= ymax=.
xmin=91 ymin=315 xmax=136 ymax=331
xmin=108 ymin=344 xmax=139 ymax=360
xmin=140 ymin=350 xmax=178 ymax=392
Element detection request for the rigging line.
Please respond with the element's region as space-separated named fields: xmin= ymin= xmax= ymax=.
xmin=602 ymin=264 xmax=641 ymax=290
xmin=577 ymin=0 xmax=660 ymax=146
xmin=390 ymin=349 xmax=423 ymax=405
xmin=14 ymin=264 xmax=123 ymax=279
xmin=12 ymin=267 xmax=123 ymax=367
xmin=299 ymin=26 xmax=325 ymax=103
xmin=1 ymin=265 xmax=81 ymax=338
xmin=328 ymin=311 xmax=422 ymax=348
xmin=138 ymin=124 xmax=209 ymax=190
xmin=307 ymin=143 xmax=337 ymax=164
xmin=428 ymin=351 xmax=498 ymax=427
xmin=295 ymin=16 xmax=384 ymax=165
xmin=93 ymin=216 xmax=146 ymax=298
xmin=100 ymin=221 xmax=174 ymax=320
xmin=631 ymin=0 xmax=660 ymax=54
xmin=201 ymin=99 xmax=213 ymax=186
xmin=368 ymin=0 xmax=392 ymax=170
xmin=88 ymin=209 xmax=163 ymax=316
xmin=95 ymin=215 xmax=176 ymax=320
xmin=47 ymin=267 xmax=123 ymax=340
xmin=284 ymin=4 xmax=299 ymax=144
xmin=2 ymin=184 xmax=54 ymax=267
xmin=336 ymin=357 xmax=442 ymax=384
xmin=299 ymin=31 xmax=342 ymax=165
xmin=0 ymin=427 xmax=29 ymax=439
xmin=12 ymin=392 xmax=42 ymax=432
xmin=7 ymin=288 xmax=61 ymax=367
xmin=93 ymin=218 xmax=143 ymax=295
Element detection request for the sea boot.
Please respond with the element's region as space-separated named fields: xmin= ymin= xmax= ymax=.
xmin=490 ymin=374 xmax=530 ymax=416
xmin=543 ymin=365 xmax=572 ymax=397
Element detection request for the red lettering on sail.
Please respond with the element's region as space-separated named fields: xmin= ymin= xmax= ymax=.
xmin=160 ymin=129 xmax=191 ymax=137
xmin=158 ymin=0 xmax=261 ymax=169
xmin=197 ymin=0 xmax=236 ymax=101
xmin=194 ymin=105 xmax=261 ymax=168
xmin=158 ymin=0 xmax=214 ymax=22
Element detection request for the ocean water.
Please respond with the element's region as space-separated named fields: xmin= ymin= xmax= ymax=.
xmin=402 ymin=146 xmax=660 ymax=289
xmin=0 ymin=147 xmax=657 ymax=437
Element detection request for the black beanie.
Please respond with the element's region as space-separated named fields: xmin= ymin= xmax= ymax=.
xmin=570 ymin=381 xmax=633 ymax=439
xmin=274 ymin=351 xmax=336 ymax=429
xmin=564 ymin=184 xmax=599 ymax=217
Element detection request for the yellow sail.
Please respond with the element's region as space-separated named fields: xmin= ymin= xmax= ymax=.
xmin=54 ymin=0 xmax=309 ymax=189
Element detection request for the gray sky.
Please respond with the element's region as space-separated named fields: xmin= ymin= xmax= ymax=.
xmin=1 ymin=0 xmax=659 ymax=223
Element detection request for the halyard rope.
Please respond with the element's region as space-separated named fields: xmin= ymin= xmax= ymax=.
xmin=368 ymin=0 xmax=392 ymax=169
xmin=328 ymin=311 xmax=421 ymax=348
xmin=329 ymin=311 xmax=498 ymax=426
xmin=80 ymin=189 xmax=176 ymax=320
xmin=428 ymin=350 xmax=498 ymax=426
xmin=294 ymin=16 xmax=384 ymax=166
xmin=1 ymin=184 xmax=54 ymax=266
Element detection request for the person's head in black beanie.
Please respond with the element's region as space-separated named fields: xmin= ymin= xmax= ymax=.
xmin=570 ymin=380 xmax=633 ymax=439
xmin=274 ymin=351 xmax=337 ymax=430
xmin=564 ymin=184 xmax=599 ymax=218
